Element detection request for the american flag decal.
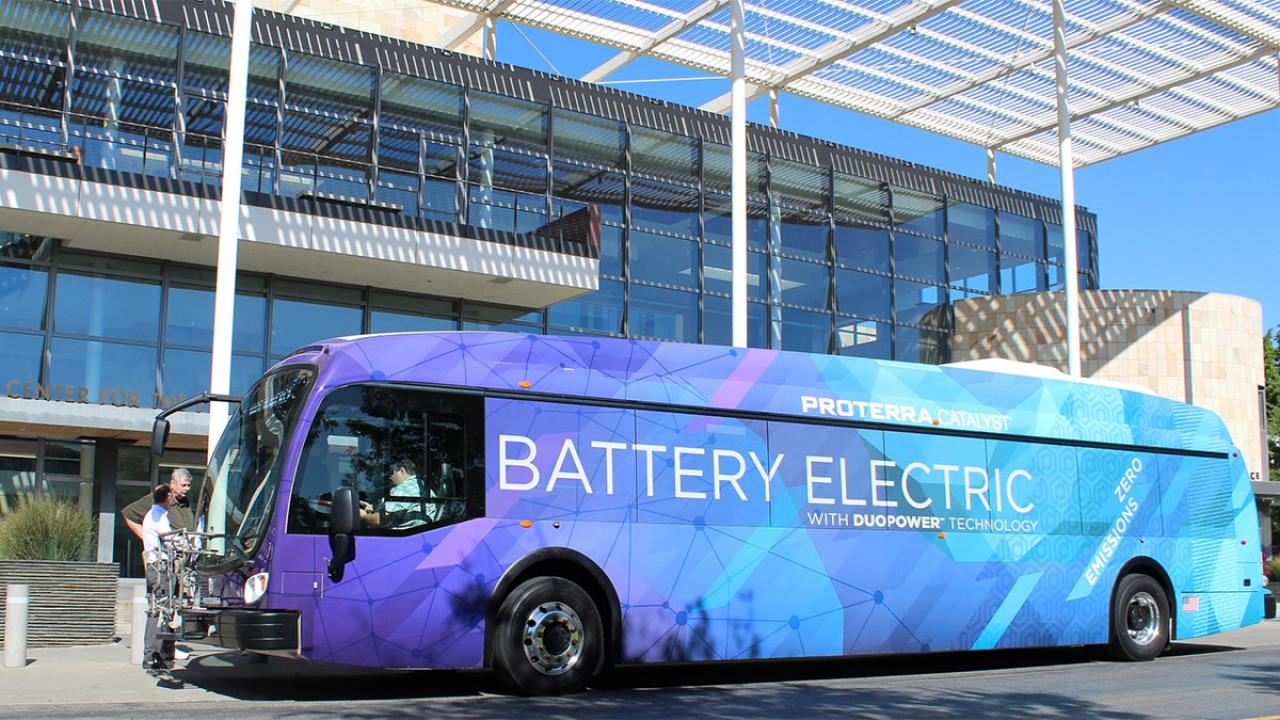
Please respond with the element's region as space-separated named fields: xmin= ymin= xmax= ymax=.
xmin=1182 ymin=595 xmax=1200 ymax=612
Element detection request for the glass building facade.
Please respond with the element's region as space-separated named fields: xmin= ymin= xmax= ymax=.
xmin=0 ymin=232 xmax=553 ymax=404
xmin=0 ymin=0 xmax=1097 ymax=366
xmin=0 ymin=0 xmax=1098 ymax=572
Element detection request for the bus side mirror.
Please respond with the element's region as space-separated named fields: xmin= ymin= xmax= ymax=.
xmin=150 ymin=418 xmax=171 ymax=457
xmin=327 ymin=487 xmax=360 ymax=582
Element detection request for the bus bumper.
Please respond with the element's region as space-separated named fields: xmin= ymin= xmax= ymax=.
xmin=189 ymin=609 xmax=301 ymax=655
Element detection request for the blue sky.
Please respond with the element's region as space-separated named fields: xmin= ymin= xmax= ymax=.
xmin=495 ymin=23 xmax=1280 ymax=333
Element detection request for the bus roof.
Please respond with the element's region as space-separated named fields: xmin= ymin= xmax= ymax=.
xmin=943 ymin=359 xmax=1156 ymax=396
xmin=280 ymin=331 xmax=1231 ymax=455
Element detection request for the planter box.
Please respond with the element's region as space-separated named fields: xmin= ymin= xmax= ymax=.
xmin=0 ymin=560 xmax=119 ymax=647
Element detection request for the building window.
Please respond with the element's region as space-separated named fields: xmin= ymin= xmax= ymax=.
xmin=835 ymin=268 xmax=891 ymax=320
xmin=629 ymin=176 xmax=699 ymax=237
xmin=895 ymin=279 xmax=946 ymax=326
xmin=948 ymin=203 xmax=996 ymax=248
xmin=0 ymin=265 xmax=47 ymax=330
xmin=778 ymin=307 xmax=830 ymax=354
xmin=950 ymin=244 xmax=996 ymax=295
xmin=778 ymin=259 xmax=829 ymax=310
xmin=269 ymin=298 xmax=362 ymax=359
xmin=630 ymin=125 xmax=698 ymax=182
xmin=895 ymin=234 xmax=945 ymax=281
xmin=0 ymin=332 xmax=43 ymax=383
xmin=463 ymin=304 xmax=543 ymax=333
xmin=553 ymin=163 xmax=625 ymax=226
xmin=469 ymin=91 xmax=547 ymax=152
xmin=837 ymin=318 xmax=890 ymax=359
xmin=49 ymin=337 xmax=157 ymax=397
xmin=552 ymin=108 xmax=624 ymax=168
xmin=703 ymin=244 xmax=766 ymax=301
xmin=703 ymin=193 xmax=768 ymax=251
xmin=775 ymin=208 xmax=829 ymax=261
xmin=1000 ymin=256 xmax=1043 ymax=294
xmin=702 ymin=296 xmax=768 ymax=348
xmin=894 ymin=188 xmax=945 ymax=238
xmin=629 ymin=284 xmax=697 ymax=342
xmin=550 ymin=279 xmax=624 ymax=335
xmin=630 ymin=231 xmax=698 ymax=288
xmin=370 ymin=293 xmax=456 ymax=334
xmin=834 ymin=222 xmax=890 ymax=273
xmin=999 ymin=213 xmax=1043 ymax=259
xmin=55 ymin=273 xmax=160 ymax=341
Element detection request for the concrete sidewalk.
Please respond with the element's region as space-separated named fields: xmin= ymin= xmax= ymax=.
xmin=0 ymin=636 xmax=455 ymax=707
xmin=1 ymin=643 xmax=231 ymax=705
xmin=4 ymin=620 xmax=1280 ymax=707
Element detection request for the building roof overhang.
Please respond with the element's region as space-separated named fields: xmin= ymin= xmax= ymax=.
xmin=431 ymin=0 xmax=1280 ymax=167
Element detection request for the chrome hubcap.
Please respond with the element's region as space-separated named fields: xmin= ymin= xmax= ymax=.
xmin=523 ymin=601 xmax=584 ymax=676
xmin=1126 ymin=591 xmax=1161 ymax=646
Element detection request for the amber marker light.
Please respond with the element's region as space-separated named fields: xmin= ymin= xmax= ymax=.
xmin=932 ymin=419 xmax=941 ymax=425
xmin=518 ymin=380 xmax=532 ymax=389
xmin=520 ymin=520 xmax=533 ymax=528
xmin=937 ymin=532 xmax=946 ymax=539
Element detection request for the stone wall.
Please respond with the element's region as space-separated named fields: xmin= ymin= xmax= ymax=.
xmin=257 ymin=0 xmax=484 ymax=56
xmin=950 ymin=290 xmax=1265 ymax=478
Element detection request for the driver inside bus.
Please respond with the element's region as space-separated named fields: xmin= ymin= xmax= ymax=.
xmin=359 ymin=457 xmax=432 ymax=530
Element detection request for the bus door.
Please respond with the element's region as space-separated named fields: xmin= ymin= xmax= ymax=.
xmin=280 ymin=384 xmax=484 ymax=664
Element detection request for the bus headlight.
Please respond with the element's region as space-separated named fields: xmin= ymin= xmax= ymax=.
xmin=243 ymin=572 xmax=269 ymax=605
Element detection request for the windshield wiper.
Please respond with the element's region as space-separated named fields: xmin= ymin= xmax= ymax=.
xmin=196 ymin=534 xmax=256 ymax=576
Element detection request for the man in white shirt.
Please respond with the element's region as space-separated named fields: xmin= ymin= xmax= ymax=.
xmin=141 ymin=484 xmax=174 ymax=671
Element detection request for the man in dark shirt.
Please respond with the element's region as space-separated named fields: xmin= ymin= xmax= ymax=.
xmin=124 ymin=467 xmax=194 ymax=670
xmin=124 ymin=468 xmax=194 ymax=537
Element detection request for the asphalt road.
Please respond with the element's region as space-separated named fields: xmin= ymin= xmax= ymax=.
xmin=8 ymin=627 xmax=1280 ymax=720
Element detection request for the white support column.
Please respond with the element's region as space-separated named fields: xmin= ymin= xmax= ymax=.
xmin=730 ymin=0 xmax=747 ymax=348
xmin=484 ymin=15 xmax=497 ymax=61
xmin=1052 ymin=0 xmax=1081 ymax=377
xmin=208 ymin=0 xmax=253 ymax=457
xmin=768 ymin=87 xmax=779 ymax=128
xmin=985 ymin=147 xmax=996 ymax=184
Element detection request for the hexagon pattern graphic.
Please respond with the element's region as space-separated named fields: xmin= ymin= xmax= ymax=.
xmin=226 ymin=332 xmax=1262 ymax=669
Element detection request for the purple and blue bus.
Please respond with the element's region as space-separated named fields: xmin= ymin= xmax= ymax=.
xmin=168 ymin=331 xmax=1264 ymax=694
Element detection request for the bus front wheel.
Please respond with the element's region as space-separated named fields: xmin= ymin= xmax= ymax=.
xmin=493 ymin=576 xmax=603 ymax=695
xmin=1109 ymin=573 xmax=1170 ymax=661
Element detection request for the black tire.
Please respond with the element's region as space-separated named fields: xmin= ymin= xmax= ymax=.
xmin=1109 ymin=573 xmax=1170 ymax=661
xmin=492 ymin=576 xmax=603 ymax=695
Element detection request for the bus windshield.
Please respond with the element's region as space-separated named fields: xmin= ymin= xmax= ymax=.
xmin=198 ymin=366 xmax=315 ymax=562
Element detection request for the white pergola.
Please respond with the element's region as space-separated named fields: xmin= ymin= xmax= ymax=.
xmin=206 ymin=0 xmax=1280 ymax=447
xmin=426 ymin=0 xmax=1277 ymax=370
xmin=431 ymin=0 xmax=1279 ymax=169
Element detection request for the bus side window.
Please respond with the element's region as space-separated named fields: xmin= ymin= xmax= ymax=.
xmin=286 ymin=384 xmax=484 ymax=536
xmin=1156 ymin=454 xmax=1231 ymax=539
xmin=422 ymin=414 xmax=468 ymax=526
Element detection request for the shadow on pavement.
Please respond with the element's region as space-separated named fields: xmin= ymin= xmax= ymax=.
xmin=275 ymin=685 xmax=1157 ymax=720
xmin=1227 ymin=660 xmax=1280 ymax=696
xmin=168 ymin=639 xmax=1242 ymax=717
xmin=173 ymin=653 xmax=495 ymax=701
xmin=1162 ymin=642 xmax=1241 ymax=657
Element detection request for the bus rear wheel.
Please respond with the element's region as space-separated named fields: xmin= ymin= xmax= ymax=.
xmin=1109 ymin=573 xmax=1170 ymax=661
xmin=493 ymin=576 xmax=602 ymax=695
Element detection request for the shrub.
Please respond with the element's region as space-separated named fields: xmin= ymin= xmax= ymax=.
xmin=1268 ymin=556 xmax=1280 ymax=583
xmin=0 ymin=495 xmax=94 ymax=561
